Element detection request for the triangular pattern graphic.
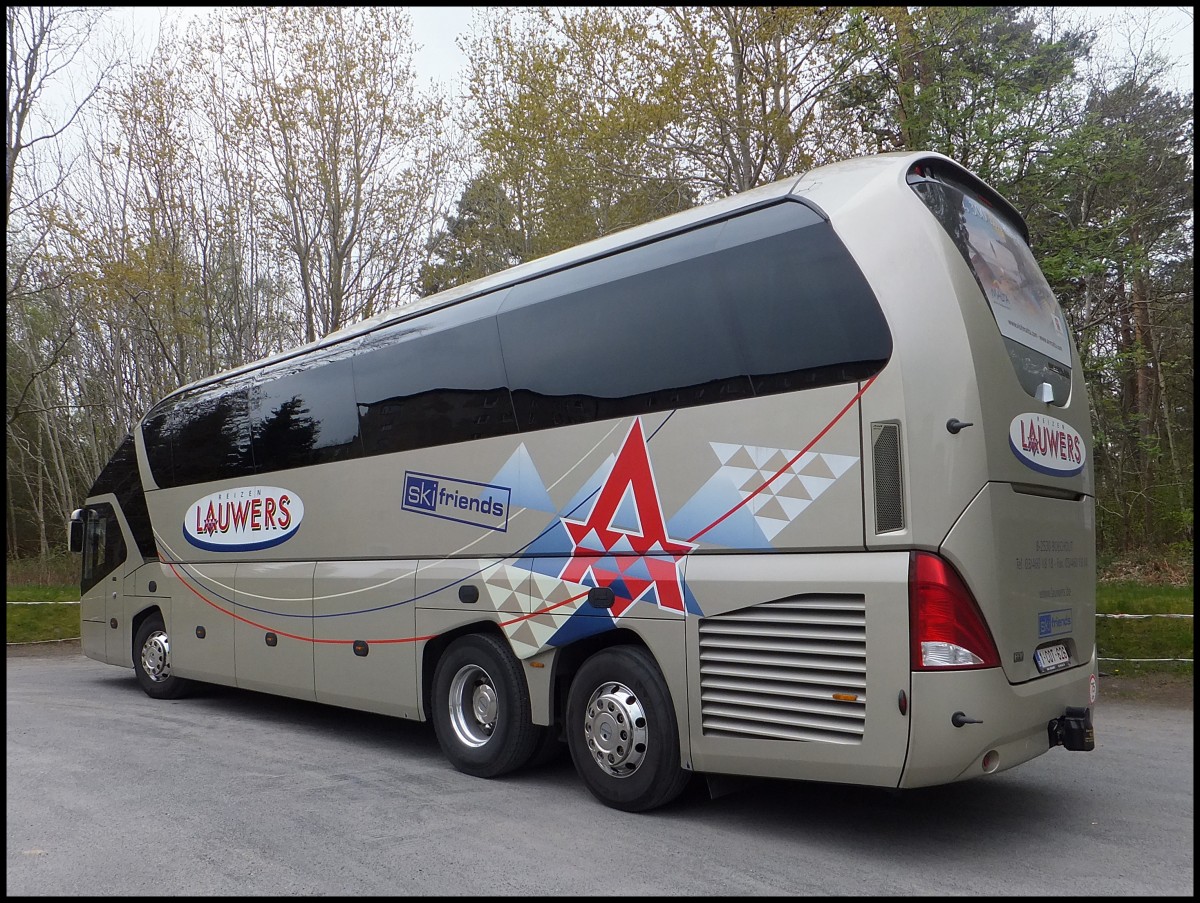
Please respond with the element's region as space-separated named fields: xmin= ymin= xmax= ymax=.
xmin=822 ymin=453 xmax=860 ymax=478
xmin=754 ymin=495 xmax=789 ymax=522
xmin=773 ymin=476 xmax=812 ymax=500
xmin=798 ymin=474 xmax=836 ymax=499
xmin=484 ymin=565 xmax=530 ymax=613
xmin=708 ymin=442 xmax=860 ymax=545
xmin=757 ymin=517 xmax=790 ymax=540
xmin=777 ymin=496 xmax=812 ymax=520
xmin=727 ymin=447 xmax=759 ymax=470
xmin=711 ymin=442 xmax=742 ymax=465
xmin=798 ymin=454 xmax=836 ymax=479
xmin=507 ymin=621 xmax=540 ymax=654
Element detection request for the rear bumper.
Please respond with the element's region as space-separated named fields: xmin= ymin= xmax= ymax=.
xmin=900 ymin=647 xmax=1097 ymax=787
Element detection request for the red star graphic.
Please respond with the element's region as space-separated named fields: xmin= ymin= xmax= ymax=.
xmin=560 ymin=419 xmax=694 ymax=618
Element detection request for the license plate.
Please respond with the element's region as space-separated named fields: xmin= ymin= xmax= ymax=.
xmin=1035 ymin=643 xmax=1071 ymax=673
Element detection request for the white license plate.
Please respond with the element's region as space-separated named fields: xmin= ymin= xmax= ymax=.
xmin=1035 ymin=643 xmax=1071 ymax=673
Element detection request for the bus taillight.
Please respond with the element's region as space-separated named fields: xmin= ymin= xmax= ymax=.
xmin=909 ymin=551 xmax=1001 ymax=671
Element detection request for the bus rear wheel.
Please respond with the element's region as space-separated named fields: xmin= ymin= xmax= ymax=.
xmin=431 ymin=633 xmax=540 ymax=778
xmin=133 ymin=612 xmax=193 ymax=700
xmin=566 ymin=645 xmax=691 ymax=812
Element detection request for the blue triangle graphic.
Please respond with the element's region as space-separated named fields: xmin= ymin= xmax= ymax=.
xmin=608 ymin=577 xmax=632 ymax=602
xmin=609 ymin=533 xmax=637 ymax=554
xmin=621 ymin=555 xmax=654 ymax=583
xmin=546 ymin=611 xmax=615 ymax=647
xmin=559 ymin=455 xmax=614 ymax=519
xmin=609 ymin=484 xmax=642 ymax=534
xmin=490 ymin=444 xmax=555 ymax=513
xmin=513 ymin=520 xmax=573 ymax=572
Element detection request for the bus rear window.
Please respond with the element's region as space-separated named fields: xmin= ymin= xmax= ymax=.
xmin=908 ymin=163 xmax=1072 ymax=403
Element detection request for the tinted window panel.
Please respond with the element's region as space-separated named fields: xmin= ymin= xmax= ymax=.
xmin=141 ymin=407 xmax=174 ymax=488
xmin=353 ymin=298 xmax=517 ymax=455
xmin=250 ymin=355 xmax=362 ymax=473
xmin=713 ymin=203 xmax=891 ymax=395
xmin=498 ymin=225 xmax=752 ymax=431
xmin=88 ymin=434 xmax=156 ymax=559
xmin=143 ymin=374 xmax=255 ymax=488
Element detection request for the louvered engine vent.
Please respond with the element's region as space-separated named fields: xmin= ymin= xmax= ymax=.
xmin=697 ymin=594 xmax=866 ymax=744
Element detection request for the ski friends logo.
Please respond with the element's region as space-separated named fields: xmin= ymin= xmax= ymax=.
xmin=184 ymin=486 xmax=304 ymax=551
xmin=403 ymin=471 xmax=511 ymax=532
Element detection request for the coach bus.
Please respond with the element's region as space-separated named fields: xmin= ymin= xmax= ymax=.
xmin=70 ymin=151 xmax=1097 ymax=812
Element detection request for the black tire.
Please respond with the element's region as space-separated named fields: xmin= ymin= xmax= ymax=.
xmin=431 ymin=633 xmax=540 ymax=778
xmin=133 ymin=612 xmax=193 ymax=700
xmin=566 ymin=645 xmax=691 ymax=812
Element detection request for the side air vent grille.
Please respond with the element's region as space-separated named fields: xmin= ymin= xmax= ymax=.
xmin=872 ymin=421 xmax=904 ymax=533
xmin=697 ymin=594 xmax=866 ymax=744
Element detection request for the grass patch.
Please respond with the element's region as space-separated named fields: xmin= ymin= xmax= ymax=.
xmin=1096 ymin=614 xmax=1193 ymax=663
xmin=1099 ymin=659 xmax=1193 ymax=680
xmin=1097 ymin=582 xmax=1193 ymax=616
xmin=8 ymin=584 xmax=80 ymax=604
xmin=7 ymin=603 xmax=81 ymax=644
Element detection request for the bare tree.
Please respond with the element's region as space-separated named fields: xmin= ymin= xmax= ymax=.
xmin=222 ymin=7 xmax=451 ymax=341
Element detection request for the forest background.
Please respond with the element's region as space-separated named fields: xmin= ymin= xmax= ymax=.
xmin=6 ymin=6 xmax=1193 ymax=584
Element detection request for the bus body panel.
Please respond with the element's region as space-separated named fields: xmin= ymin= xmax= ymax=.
xmin=143 ymin=392 xmax=866 ymax=571
xmin=232 ymin=561 xmax=317 ymax=700
xmin=75 ymin=495 xmax=132 ymax=665
xmin=120 ymin=561 xmax=172 ymax=669
xmin=168 ymin=561 xmax=237 ymax=685
xmin=312 ymin=560 xmax=420 ymax=718
xmin=939 ymin=485 xmax=1096 ymax=682
xmin=901 ymin=649 xmax=1097 ymax=787
xmin=684 ymin=551 xmax=911 ymax=786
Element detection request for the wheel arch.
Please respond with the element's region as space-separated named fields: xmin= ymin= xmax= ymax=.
xmin=128 ymin=604 xmax=163 ymax=666
xmin=544 ymin=627 xmax=654 ymax=736
xmin=419 ymin=619 xmax=510 ymax=722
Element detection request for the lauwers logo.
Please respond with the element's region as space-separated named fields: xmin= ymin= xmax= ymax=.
xmin=184 ymin=486 xmax=304 ymax=552
xmin=1008 ymin=413 xmax=1085 ymax=477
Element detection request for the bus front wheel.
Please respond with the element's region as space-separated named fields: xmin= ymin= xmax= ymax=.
xmin=133 ymin=612 xmax=193 ymax=700
xmin=431 ymin=633 xmax=540 ymax=778
xmin=566 ymin=645 xmax=691 ymax=812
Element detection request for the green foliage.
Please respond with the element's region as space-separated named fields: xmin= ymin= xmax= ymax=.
xmin=1096 ymin=616 xmax=1193 ymax=666
xmin=6 ymin=603 xmax=81 ymax=643
xmin=6 ymin=585 xmax=79 ymax=604
xmin=420 ymin=174 xmax=524 ymax=295
xmin=1096 ymin=582 xmax=1193 ymax=615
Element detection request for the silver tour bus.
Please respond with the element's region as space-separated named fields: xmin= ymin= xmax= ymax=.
xmin=71 ymin=151 xmax=1097 ymax=812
